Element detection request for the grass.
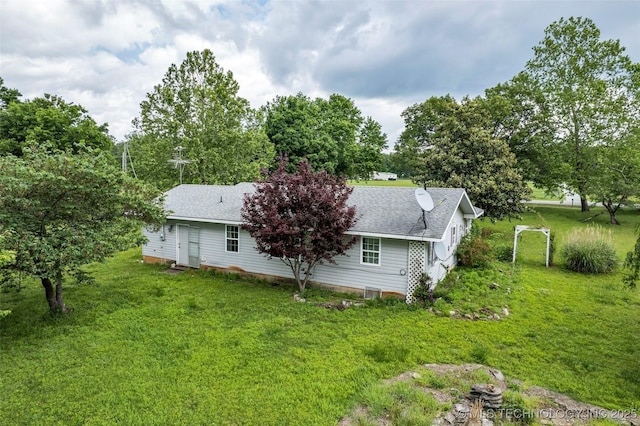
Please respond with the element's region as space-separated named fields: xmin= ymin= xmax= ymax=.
xmin=528 ymin=182 xmax=564 ymax=201
xmin=349 ymin=179 xmax=418 ymax=187
xmin=1 ymin=206 xmax=639 ymax=425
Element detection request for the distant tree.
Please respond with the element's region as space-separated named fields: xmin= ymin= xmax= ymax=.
xmin=402 ymin=96 xmax=531 ymax=221
xmin=0 ymin=77 xmax=21 ymax=108
xmin=264 ymin=93 xmax=334 ymax=172
xmin=0 ymin=149 xmax=165 ymax=314
xmin=394 ymin=95 xmax=457 ymax=180
xmin=263 ymin=93 xmax=386 ymax=178
xmin=351 ymin=117 xmax=388 ymax=180
xmin=483 ymin=74 xmax=559 ymax=188
xmin=0 ymin=87 xmax=113 ymax=156
xmin=508 ymin=17 xmax=640 ymax=212
xmin=241 ymin=159 xmax=357 ymax=292
xmin=588 ymin=130 xmax=640 ymax=225
xmin=131 ymin=49 xmax=274 ymax=190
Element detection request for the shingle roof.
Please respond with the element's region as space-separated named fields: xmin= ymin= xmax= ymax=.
xmin=163 ymin=183 xmax=481 ymax=242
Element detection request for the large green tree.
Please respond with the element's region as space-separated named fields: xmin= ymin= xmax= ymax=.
xmin=0 ymin=149 xmax=165 ymax=314
xmin=263 ymin=92 xmax=387 ymax=179
xmin=589 ymin=129 xmax=640 ymax=224
xmin=483 ymin=74 xmax=558 ymax=187
xmin=501 ymin=17 xmax=640 ymax=212
xmin=130 ymin=49 xmax=274 ymax=190
xmin=0 ymin=79 xmax=112 ymax=156
xmin=400 ymin=96 xmax=531 ymax=221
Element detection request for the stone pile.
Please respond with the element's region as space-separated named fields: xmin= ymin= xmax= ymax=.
xmin=468 ymin=384 xmax=503 ymax=409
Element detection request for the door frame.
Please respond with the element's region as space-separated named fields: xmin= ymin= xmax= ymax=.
xmin=176 ymin=224 xmax=200 ymax=268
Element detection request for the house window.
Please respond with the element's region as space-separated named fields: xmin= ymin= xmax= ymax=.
xmin=226 ymin=225 xmax=239 ymax=253
xmin=450 ymin=226 xmax=456 ymax=246
xmin=361 ymin=237 xmax=380 ymax=265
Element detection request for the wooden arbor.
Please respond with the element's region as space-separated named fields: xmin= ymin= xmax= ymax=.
xmin=512 ymin=225 xmax=551 ymax=267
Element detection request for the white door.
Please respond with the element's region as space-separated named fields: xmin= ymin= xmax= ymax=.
xmin=177 ymin=225 xmax=199 ymax=267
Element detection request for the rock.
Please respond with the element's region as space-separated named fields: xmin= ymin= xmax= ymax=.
xmin=410 ymin=372 xmax=421 ymax=379
xmin=293 ymin=294 xmax=306 ymax=303
xmin=450 ymin=310 xmax=457 ymax=317
xmin=469 ymin=383 xmax=503 ymax=409
xmin=451 ymin=403 xmax=470 ymax=425
xmin=489 ymin=282 xmax=500 ymax=290
xmin=464 ymin=314 xmax=473 ymax=320
xmin=502 ymin=307 xmax=509 ymax=316
xmin=489 ymin=369 xmax=505 ymax=382
xmin=491 ymin=314 xmax=501 ymax=321
xmin=481 ymin=418 xmax=494 ymax=426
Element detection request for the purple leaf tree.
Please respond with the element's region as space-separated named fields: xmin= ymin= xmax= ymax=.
xmin=241 ymin=158 xmax=357 ymax=293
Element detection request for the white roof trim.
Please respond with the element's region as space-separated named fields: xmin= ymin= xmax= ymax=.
xmin=166 ymin=216 xmax=444 ymax=242
xmin=344 ymin=230 xmax=443 ymax=242
xmin=167 ymin=215 xmax=240 ymax=225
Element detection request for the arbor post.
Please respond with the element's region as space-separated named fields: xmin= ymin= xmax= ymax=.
xmin=512 ymin=225 xmax=551 ymax=267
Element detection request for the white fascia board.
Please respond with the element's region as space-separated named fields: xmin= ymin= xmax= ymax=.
xmin=167 ymin=215 xmax=241 ymax=225
xmin=345 ymin=230 xmax=440 ymax=242
xmin=166 ymin=217 xmax=443 ymax=242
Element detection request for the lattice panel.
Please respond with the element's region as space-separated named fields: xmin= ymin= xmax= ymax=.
xmin=406 ymin=241 xmax=426 ymax=303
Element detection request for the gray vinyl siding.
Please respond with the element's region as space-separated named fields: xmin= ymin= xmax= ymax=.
xmin=143 ymin=221 xmax=410 ymax=294
xmin=198 ymin=223 xmax=295 ymax=280
xmin=312 ymin=238 xmax=409 ymax=294
xmin=142 ymin=224 xmax=176 ymax=262
xmin=427 ymin=208 xmax=465 ymax=283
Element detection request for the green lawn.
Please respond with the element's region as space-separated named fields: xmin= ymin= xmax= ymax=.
xmin=528 ymin=182 xmax=564 ymax=201
xmin=349 ymin=179 xmax=418 ymax=187
xmin=1 ymin=206 xmax=639 ymax=425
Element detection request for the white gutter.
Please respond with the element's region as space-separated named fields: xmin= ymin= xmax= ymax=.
xmin=166 ymin=216 xmax=444 ymax=243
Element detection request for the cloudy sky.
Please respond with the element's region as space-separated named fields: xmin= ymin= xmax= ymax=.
xmin=1 ymin=0 xmax=639 ymax=147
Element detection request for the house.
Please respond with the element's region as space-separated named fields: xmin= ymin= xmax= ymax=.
xmin=371 ymin=171 xmax=398 ymax=181
xmin=142 ymin=184 xmax=483 ymax=301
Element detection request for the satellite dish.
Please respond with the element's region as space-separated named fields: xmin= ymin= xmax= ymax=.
xmin=415 ymin=188 xmax=434 ymax=212
xmin=434 ymin=241 xmax=448 ymax=260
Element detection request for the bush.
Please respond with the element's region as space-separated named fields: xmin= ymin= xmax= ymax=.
xmin=456 ymin=224 xmax=492 ymax=268
xmin=494 ymin=245 xmax=514 ymax=262
xmin=562 ymin=226 xmax=618 ymax=274
xmin=412 ymin=273 xmax=434 ymax=307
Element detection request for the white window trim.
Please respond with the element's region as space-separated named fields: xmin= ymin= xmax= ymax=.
xmin=225 ymin=225 xmax=239 ymax=253
xmin=361 ymin=237 xmax=381 ymax=266
xmin=450 ymin=226 xmax=456 ymax=246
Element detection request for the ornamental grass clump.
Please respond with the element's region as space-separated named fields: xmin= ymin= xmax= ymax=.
xmin=562 ymin=226 xmax=618 ymax=274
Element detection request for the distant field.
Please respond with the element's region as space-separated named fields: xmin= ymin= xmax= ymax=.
xmin=351 ymin=179 xmax=566 ymax=202
xmin=349 ymin=179 xmax=418 ymax=187
xmin=529 ymin=182 xmax=564 ymax=201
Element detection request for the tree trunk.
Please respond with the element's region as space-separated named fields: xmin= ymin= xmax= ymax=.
xmin=609 ymin=211 xmax=620 ymax=225
xmin=41 ymin=277 xmax=71 ymax=314
xmin=603 ymin=202 xmax=621 ymax=225
xmin=578 ymin=194 xmax=589 ymax=212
